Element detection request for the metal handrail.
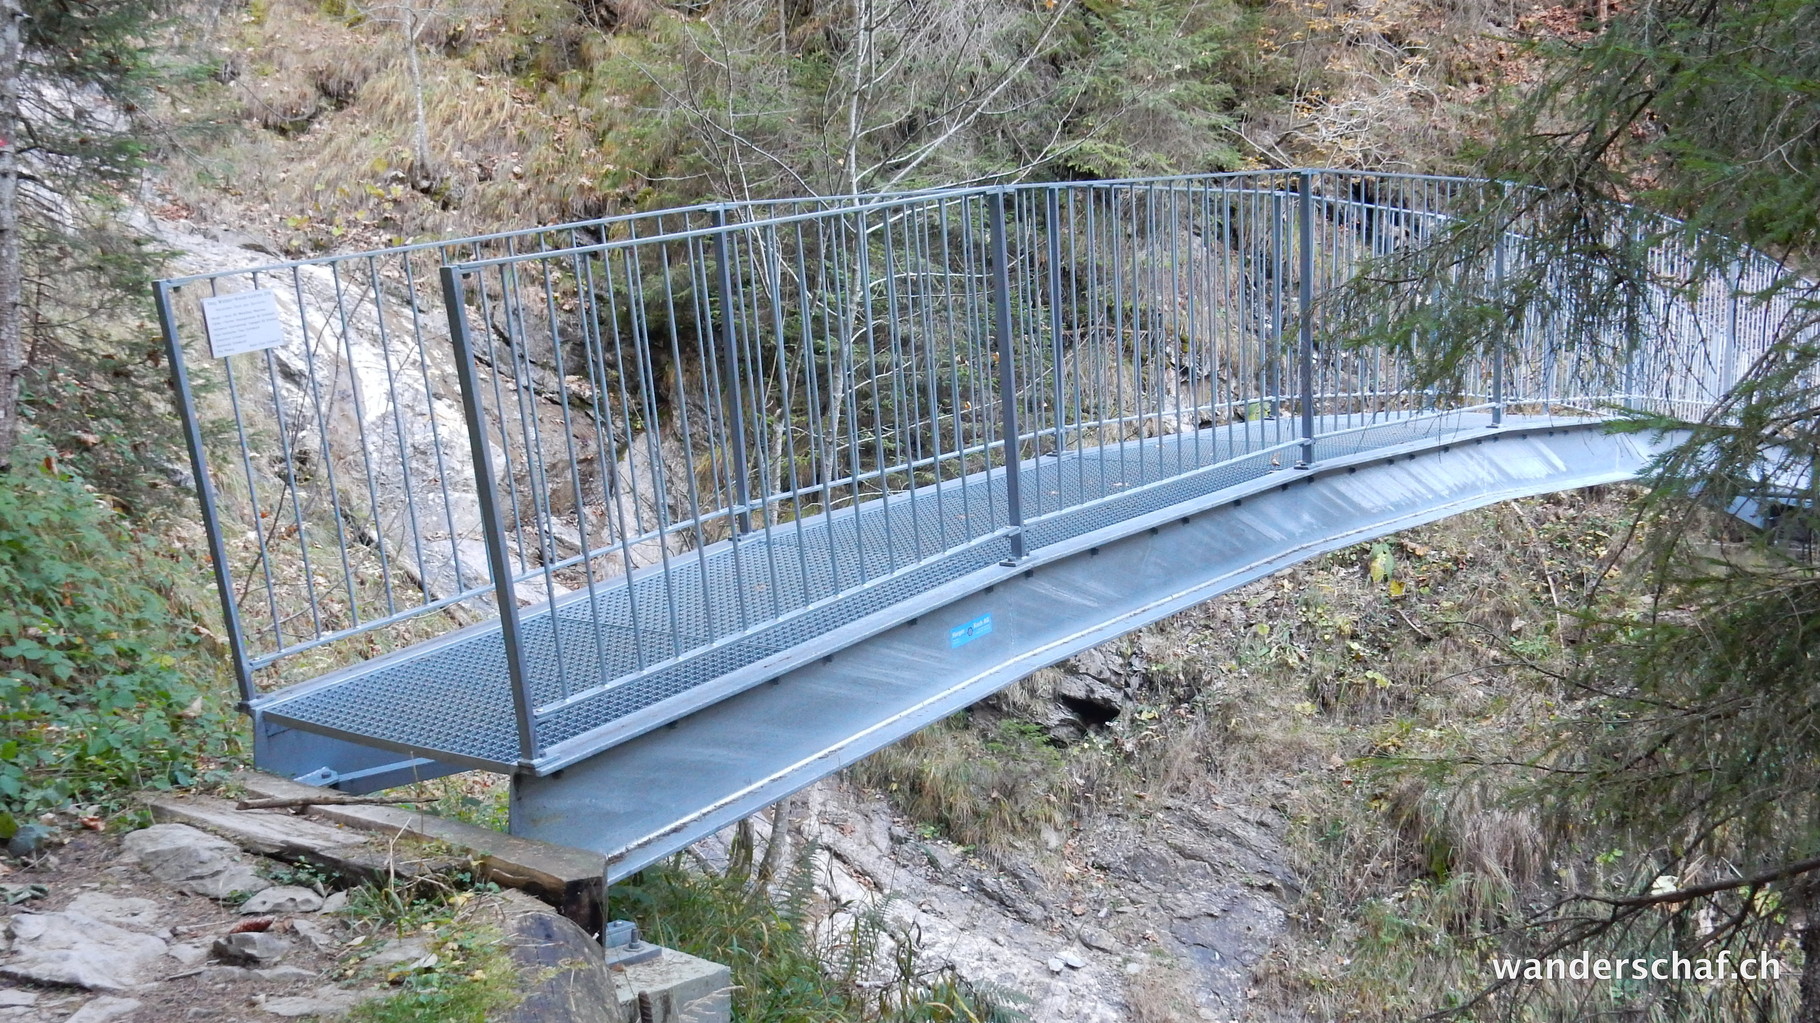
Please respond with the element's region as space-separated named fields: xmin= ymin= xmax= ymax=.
xmin=156 ymin=169 xmax=1811 ymax=763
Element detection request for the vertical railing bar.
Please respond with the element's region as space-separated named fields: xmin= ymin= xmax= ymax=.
xmin=800 ymin=218 xmax=843 ymax=589
xmin=911 ymin=204 xmax=953 ymax=553
xmin=470 ymin=267 xmax=526 ymax=576
xmin=402 ymin=251 xmax=469 ymax=593
xmin=710 ymin=207 xmax=754 ymax=534
xmin=767 ymin=223 xmax=812 ymax=607
xmin=367 ymin=254 xmax=426 ymax=617
xmin=576 ymin=245 xmax=648 ymax=675
xmin=1722 ymin=256 xmax=1742 ymax=398
xmin=989 ymin=188 xmax=1027 ymax=562
xmin=326 ymin=260 xmax=395 ymax=622
xmin=289 ymin=265 xmax=362 ymax=624
xmin=944 ymin=198 xmax=982 ymax=546
xmin=731 ymin=226 xmax=785 ymax=620
xmin=1046 ymin=186 xmax=1066 ymax=459
xmin=1268 ymin=186 xmax=1284 ymax=430
xmin=623 ymin=248 xmax=686 ymax=661
xmin=852 ymin=206 xmax=898 ymax=577
xmin=656 ymin=238 xmax=723 ymax=640
xmin=156 ymin=281 xmax=259 ymax=707
xmin=879 ymin=204 xmax=921 ymax=562
xmin=263 ymin=272 xmax=325 ymax=641
xmin=216 ymin=312 xmax=285 ymax=656
xmin=535 ymin=254 xmax=597 ymax=705
xmin=441 ymin=266 xmax=541 ymax=767
xmin=1492 ymin=212 xmax=1507 ymax=428
xmin=1296 ymin=171 xmax=1316 ymax=467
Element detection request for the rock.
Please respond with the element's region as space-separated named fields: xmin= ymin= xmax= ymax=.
xmin=1056 ymin=948 xmax=1087 ymax=969
xmin=64 ymin=893 xmax=168 ymax=936
xmin=119 ymin=825 xmax=271 ymax=901
xmin=482 ymin=891 xmax=619 ymax=1023
xmin=257 ymin=984 xmax=380 ymax=1019
xmin=201 ymin=226 xmax=281 ymax=257
xmin=915 ymin=842 xmax=958 ymax=874
xmin=1167 ymin=887 xmax=1287 ymax=1018
xmin=166 ymin=941 xmax=211 ymax=966
xmin=196 ymin=964 xmax=315 ymax=984
xmin=289 ymin=918 xmax=340 ymax=953
xmin=0 ymin=912 xmax=169 ymax=992
xmin=212 ymin=931 xmax=291 ymax=966
xmin=0 ymin=883 xmax=46 ymax=907
xmin=1077 ymin=927 xmax=1119 ymax=953
xmin=360 ymin=937 xmax=431 ymax=971
xmin=239 ymin=886 xmax=323 ymax=915
xmin=0 ymin=992 xmax=35 ymax=1007
xmin=318 ymin=891 xmax=349 ymax=914
xmin=1052 ymin=673 xmax=1124 ymax=727
xmin=1046 ymin=957 xmax=1065 ymax=974
xmin=1068 ymin=647 xmax=1122 ymax=683
xmin=5 ymin=825 xmax=51 ymax=859
xmin=64 ymin=997 xmax=141 ymax=1023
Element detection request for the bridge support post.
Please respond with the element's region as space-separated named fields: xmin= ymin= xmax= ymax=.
xmin=710 ymin=206 xmax=754 ymax=534
xmin=442 ymin=265 xmax=542 ymax=769
xmin=989 ymin=187 xmax=1026 ymax=561
xmin=1296 ymin=170 xmax=1316 ymax=468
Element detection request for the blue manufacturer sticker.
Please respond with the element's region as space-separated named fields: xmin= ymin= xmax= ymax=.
xmin=949 ymin=614 xmax=993 ymax=648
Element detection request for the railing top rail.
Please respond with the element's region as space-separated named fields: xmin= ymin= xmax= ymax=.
xmin=154 ymin=187 xmax=960 ymax=287
xmin=157 ymin=169 xmax=1544 ymax=287
xmin=442 ymin=185 xmax=995 ymax=272
xmin=437 ymin=170 xmax=1475 ymax=274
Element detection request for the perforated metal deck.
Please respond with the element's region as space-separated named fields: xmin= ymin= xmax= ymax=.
xmin=257 ymin=411 xmax=1499 ymax=773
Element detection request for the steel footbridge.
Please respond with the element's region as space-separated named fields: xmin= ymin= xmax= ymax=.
xmin=156 ymin=171 xmax=1808 ymax=881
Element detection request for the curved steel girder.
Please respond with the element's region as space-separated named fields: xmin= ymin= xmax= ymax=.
xmin=511 ymin=421 xmax=1675 ymax=882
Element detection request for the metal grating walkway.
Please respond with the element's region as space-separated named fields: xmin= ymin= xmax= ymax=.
xmin=260 ymin=411 xmax=1491 ymax=772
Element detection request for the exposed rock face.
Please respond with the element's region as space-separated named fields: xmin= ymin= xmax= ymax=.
xmin=989 ymin=648 xmax=1139 ymax=743
xmin=705 ymin=778 xmax=1294 ymax=1022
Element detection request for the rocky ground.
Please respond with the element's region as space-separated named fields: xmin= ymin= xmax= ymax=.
xmin=0 ymin=819 xmax=396 ymax=1022
xmin=702 ymin=777 xmax=1295 ymax=1022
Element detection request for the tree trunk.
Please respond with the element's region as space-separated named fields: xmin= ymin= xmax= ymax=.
xmin=403 ymin=5 xmax=431 ymax=180
xmin=1797 ymin=913 xmax=1820 ymax=1023
xmin=0 ymin=0 xmax=25 ymax=471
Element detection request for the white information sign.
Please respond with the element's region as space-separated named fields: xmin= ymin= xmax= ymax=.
xmin=201 ymin=289 xmax=286 ymax=359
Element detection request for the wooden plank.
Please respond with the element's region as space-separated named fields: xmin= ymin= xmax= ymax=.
xmin=235 ymin=773 xmax=606 ymax=931
xmin=142 ymin=794 xmax=463 ymax=884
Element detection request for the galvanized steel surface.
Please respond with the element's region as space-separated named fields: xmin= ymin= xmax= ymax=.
xmin=154 ymin=171 xmax=1808 ymax=775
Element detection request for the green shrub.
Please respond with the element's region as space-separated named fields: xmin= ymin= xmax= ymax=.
xmin=0 ymin=445 xmax=239 ymax=836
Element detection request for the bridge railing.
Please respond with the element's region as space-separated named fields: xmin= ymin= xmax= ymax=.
xmin=159 ymin=170 xmax=1795 ymax=764
xmin=155 ymin=196 xmax=933 ymax=706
